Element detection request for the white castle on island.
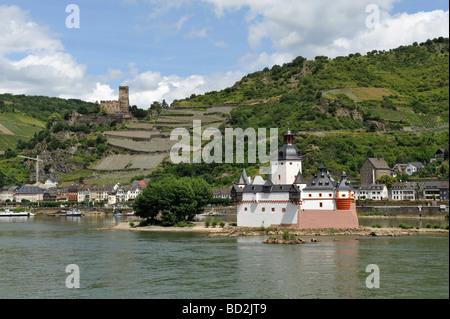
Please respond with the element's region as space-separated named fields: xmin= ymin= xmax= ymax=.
xmin=231 ymin=128 xmax=359 ymax=229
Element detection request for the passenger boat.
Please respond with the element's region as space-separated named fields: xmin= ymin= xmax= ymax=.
xmin=0 ymin=208 xmax=35 ymax=217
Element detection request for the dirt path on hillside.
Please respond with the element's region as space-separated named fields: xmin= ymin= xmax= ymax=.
xmin=0 ymin=123 xmax=14 ymax=135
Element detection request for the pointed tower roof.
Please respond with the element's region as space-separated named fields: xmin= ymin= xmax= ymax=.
xmin=294 ymin=170 xmax=306 ymax=184
xmin=337 ymin=171 xmax=352 ymax=190
xmin=318 ymin=161 xmax=327 ymax=171
xmin=237 ymin=169 xmax=249 ymax=185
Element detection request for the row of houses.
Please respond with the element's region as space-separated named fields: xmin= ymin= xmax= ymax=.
xmin=355 ymin=181 xmax=449 ymax=201
xmin=0 ymin=178 xmax=148 ymax=206
xmin=360 ymin=149 xmax=447 ymax=185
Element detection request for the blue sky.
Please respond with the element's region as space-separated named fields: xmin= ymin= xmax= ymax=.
xmin=0 ymin=0 xmax=448 ymax=108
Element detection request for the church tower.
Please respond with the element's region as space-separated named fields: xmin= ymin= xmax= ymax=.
xmin=270 ymin=127 xmax=302 ymax=185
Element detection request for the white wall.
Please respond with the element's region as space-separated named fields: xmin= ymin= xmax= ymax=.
xmin=237 ymin=201 xmax=298 ymax=227
xmin=271 ymin=160 xmax=302 ymax=185
xmin=301 ymin=190 xmax=336 ymax=210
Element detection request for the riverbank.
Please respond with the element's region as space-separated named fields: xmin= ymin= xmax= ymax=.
xmin=106 ymin=221 xmax=448 ymax=237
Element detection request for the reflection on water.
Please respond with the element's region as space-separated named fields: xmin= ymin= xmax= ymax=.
xmin=0 ymin=216 xmax=448 ymax=299
xmin=235 ymin=236 xmax=364 ymax=298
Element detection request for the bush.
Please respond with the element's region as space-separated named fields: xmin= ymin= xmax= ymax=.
xmin=204 ymin=219 xmax=211 ymax=227
xmin=398 ymin=223 xmax=414 ymax=229
xmin=211 ymin=216 xmax=220 ymax=227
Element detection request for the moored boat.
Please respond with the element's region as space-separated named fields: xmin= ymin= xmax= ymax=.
xmin=0 ymin=208 xmax=35 ymax=217
xmin=66 ymin=209 xmax=82 ymax=216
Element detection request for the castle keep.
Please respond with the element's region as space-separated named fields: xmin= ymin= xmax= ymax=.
xmin=100 ymin=86 xmax=131 ymax=118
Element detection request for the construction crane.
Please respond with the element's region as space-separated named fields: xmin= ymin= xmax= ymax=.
xmin=18 ymin=155 xmax=44 ymax=183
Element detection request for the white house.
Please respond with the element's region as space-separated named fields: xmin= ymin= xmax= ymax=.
xmin=356 ymin=184 xmax=388 ymax=200
xmin=41 ymin=178 xmax=59 ymax=190
xmin=78 ymin=187 xmax=91 ymax=203
xmin=390 ymin=182 xmax=419 ymax=201
xmin=405 ymin=162 xmax=425 ymax=176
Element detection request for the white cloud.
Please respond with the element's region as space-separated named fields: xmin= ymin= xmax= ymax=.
xmin=202 ymin=0 xmax=449 ymax=69
xmin=0 ymin=5 xmax=63 ymax=54
xmin=122 ymin=70 xmax=244 ymax=108
xmin=186 ymin=27 xmax=209 ymax=38
xmin=213 ymin=40 xmax=227 ymax=48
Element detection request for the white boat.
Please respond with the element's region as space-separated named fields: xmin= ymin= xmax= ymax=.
xmin=0 ymin=208 xmax=35 ymax=217
xmin=66 ymin=209 xmax=82 ymax=217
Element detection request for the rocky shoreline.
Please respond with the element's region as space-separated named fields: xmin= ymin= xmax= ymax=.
xmin=105 ymin=222 xmax=448 ymax=239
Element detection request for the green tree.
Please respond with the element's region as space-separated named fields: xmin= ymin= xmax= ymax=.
xmin=376 ymin=175 xmax=396 ymax=189
xmin=0 ymin=169 xmax=5 ymax=188
xmin=133 ymin=176 xmax=213 ymax=226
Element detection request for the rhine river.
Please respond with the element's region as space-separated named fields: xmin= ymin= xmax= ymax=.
xmin=0 ymin=215 xmax=448 ymax=299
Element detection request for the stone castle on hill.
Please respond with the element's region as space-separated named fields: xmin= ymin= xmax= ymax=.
xmin=100 ymin=86 xmax=131 ymax=118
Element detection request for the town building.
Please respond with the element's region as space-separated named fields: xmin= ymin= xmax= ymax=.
xmin=430 ymin=148 xmax=446 ymax=162
xmin=78 ymin=186 xmax=91 ymax=203
xmin=355 ymin=183 xmax=388 ymax=200
xmin=231 ymin=128 xmax=358 ymax=229
xmin=423 ymin=181 xmax=443 ymax=200
xmin=43 ymin=190 xmax=58 ymax=202
xmin=440 ymin=181 xmax=449 ymax=201
xmin=0 ymin=186 xmax=19 ymax=202
xmin=14 ymin=185 xmax=44 ymax=202
xmin=360 ymin=158 xmax=391 ymax=184
xmin=41 ymin=178 xmax=59 ymax=190
xmin=390 ymin=182 xmax=420 ymax=201
xmin=405 ymin=162 xmax=425 ymax=176
xmin=68 ymin=185 xmax=81 ymax=202
xmin=56 ymin=188 xmax=68 ymax=202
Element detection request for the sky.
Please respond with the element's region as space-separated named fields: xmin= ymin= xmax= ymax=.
xmin=0 ymin=0 xmax=448 ymax=108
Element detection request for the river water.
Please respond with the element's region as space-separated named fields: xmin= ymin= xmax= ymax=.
xmin=0 ymin=215 xmax=448 ymax=299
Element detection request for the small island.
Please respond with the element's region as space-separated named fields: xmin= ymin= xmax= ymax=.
xmin=107 ymin=221 xmax=448 ymax=240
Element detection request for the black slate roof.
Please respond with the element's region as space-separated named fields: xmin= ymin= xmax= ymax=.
xmin=304 ymin=162 xmax=335 ymax=190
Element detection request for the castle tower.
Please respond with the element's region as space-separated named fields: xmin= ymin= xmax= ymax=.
xmin=271 ymin=127 xmax=302 ymax=185
xmin=119 ymin=86 xmax=130 ymax=114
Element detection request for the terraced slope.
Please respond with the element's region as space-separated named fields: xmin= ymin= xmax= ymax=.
xmin=94 ymin=105 xmax=233 ymax=174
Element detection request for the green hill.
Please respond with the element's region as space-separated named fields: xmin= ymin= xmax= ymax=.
xmin=0 ymin=37 xmax=448 ymax=186
xmin=169 ymin=37 xmax=449 ymax=180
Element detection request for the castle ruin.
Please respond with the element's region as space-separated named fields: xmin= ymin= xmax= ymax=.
xmin=100 ymin=86 xmax=131 ymax=118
